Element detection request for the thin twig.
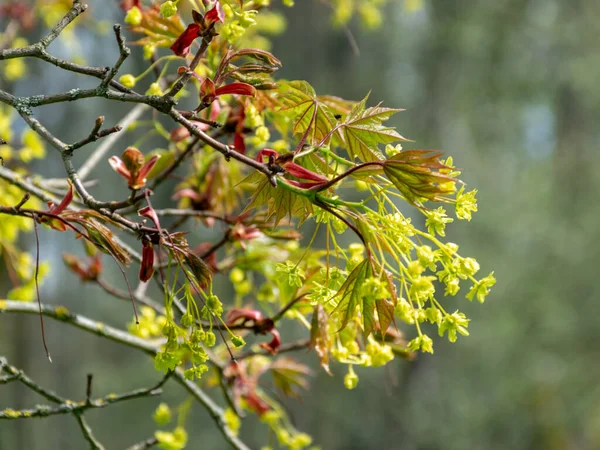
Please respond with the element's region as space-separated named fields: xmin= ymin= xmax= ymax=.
xmin=79 ymin=104 xmax=149 ymax=180
xmin=32 ymin=214 xmax=52 ymax=362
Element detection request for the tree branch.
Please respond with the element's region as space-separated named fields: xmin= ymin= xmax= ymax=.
xmin=0 ymin=301 xmax=160 ymax=354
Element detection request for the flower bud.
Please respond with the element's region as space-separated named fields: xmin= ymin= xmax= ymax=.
xmin=125 ymin=6 xmax=143 ymax=26
xmin=119 ymin=74 xmax=136 ymax=88
xmin=160 ymin=1 xmax=178 ymax=18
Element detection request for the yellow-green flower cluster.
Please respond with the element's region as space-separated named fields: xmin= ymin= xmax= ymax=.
xmin=155 ymin=426 xmax=187 ymax=450
xmin=128 ymin=307 xmax=167 ymax=339
xmin=329 ymin=0 xmax=391 ymax=29
xmin=223 ymin=408 xmax=241 ymax=436
xmin=260 ymin=408 xmax=314 ymax=450
xmin=2 ymin=38 xmax=28 ymax=81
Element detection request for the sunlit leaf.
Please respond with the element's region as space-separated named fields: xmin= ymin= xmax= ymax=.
xmin=382 ymin=149 xmax=457 ymax=205
xmin=278 ymin=81 xmax=339 ymax=146
xmin=338 ymin=94 xmax=409 ymax=162
xmin=242 ymin=172 xmax=314 ymax=227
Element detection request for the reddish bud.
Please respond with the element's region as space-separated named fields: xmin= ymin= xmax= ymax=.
xmin=110 ymin=148 xmax=159 ymax=190
xmin=199 ymin=78 xmax=216 ymax=104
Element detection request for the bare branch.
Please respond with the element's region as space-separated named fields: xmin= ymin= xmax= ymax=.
xmin=75 ymin=414 xmax=105 ymax=450
xmin=0 ymin=301 xmax=161 ymax=354
xmin=173 ymin=370 xmax=251 ymax=450
xmin=68 ymin=116 xmax=123 ymax=152
xmin=126 ymin=437 xmax=159 ymax=450
xmin=79 ymin=104 xmax=149 ymax=180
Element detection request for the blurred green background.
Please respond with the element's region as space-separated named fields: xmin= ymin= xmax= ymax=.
xmin=2 ymin=1 xmax=600 ymax=449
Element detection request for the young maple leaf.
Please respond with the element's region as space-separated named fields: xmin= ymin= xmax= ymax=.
xmin=332 ymin=259 xmax=395 ymax=339
xmin=270 ymin=357 xmax=312 ymax=398
xmin=337 ymin=93 xmax=410 ymax=162
xmin=278 ymin=81 xmax=339 ymax=147
xmin=382 ymin=149 xmax=458 ymax=205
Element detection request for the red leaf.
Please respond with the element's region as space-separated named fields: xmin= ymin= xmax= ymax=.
xmin=137 ymin=155 xmax=160 ymax=183
xmin=170 ymin=23 xmax=202 ymax=57
xmin=108 ymin=156 xmax=131 ymax=180
xmin=284 ymin=179 xmax=327 ymax=189
xmin=48 ymin=181 xmax=74 ymax=215
xmin=227 ymin=308 xmax=264 ymax=325
xmin=255 ymin=148 xmax=279 ymax=162
xmin=214 ymin=82 xmax=256 ymax=97
xmin=139 ymin=241 xmax=155 ymax=282
xmin=233 ymin=132 xmax=246 ymax=154
xmin=204 ymin=1 xmax=225 ymax=26
xmin=138 ymin=206 xmax=161 ymax=229
xmin=260 ymin=329 xmax=281 ymax=355
xmin=283 ymin=162 xmax=329 ymax=183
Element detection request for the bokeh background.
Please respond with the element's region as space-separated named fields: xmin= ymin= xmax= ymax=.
xmin=2 ymin=0 xmax=600 ymax=449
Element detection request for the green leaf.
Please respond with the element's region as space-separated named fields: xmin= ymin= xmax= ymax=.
xmin=242 ymin=172 xmax=314 ymax=227
xmin=382 ymin=149 xmax=457 ymax=206
xmin=338 ymin=94 xmax=409 ymax=162
xmin=333 ymin=258 xmax=397 ymax=339
xmin=278 ymin=81 xmax=339 ymax=146
xmin=270 ymin=357 xmax=312 ymax=398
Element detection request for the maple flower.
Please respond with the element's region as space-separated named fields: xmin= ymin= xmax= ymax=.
xmin=109 ymin=147 xmax=159 ymax=190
